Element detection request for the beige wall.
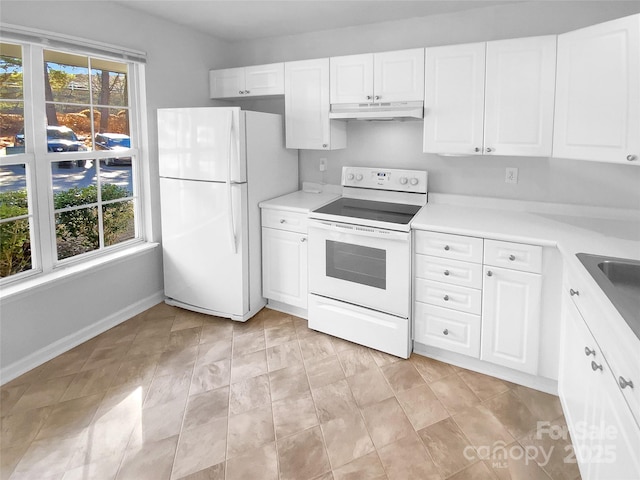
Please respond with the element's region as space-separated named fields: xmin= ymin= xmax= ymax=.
xmin=229 ymin=1 xmax=640 ymax=210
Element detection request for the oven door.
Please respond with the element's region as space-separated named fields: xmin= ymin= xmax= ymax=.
xmin=308 ymin=219 xmax=411 ymax=318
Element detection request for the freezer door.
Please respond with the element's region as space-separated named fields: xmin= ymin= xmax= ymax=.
xmin=160 ymin=177 xmax=249 ymax=318
xmin=157 ymin=107 xmax=246 ymax=182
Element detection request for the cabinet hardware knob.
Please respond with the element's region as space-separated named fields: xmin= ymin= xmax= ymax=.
xmin=619 ymin=376 xmax=634 ymax=389
xmin=245 ymin=90 xmax=250 ymax=94
xmin=474 ymin=147 xmax=481 ymax=152
xmin=509 ymin=254 xmax=516 ymax=261
xmin=301 ymin=237 xmax=307 ymax=243
xmin=280 ymin=219 xmax=286 ymax=223
xmin=584 ymin=346 xmax=596 ymax=357
xmin=322 ymin=144 xmax=328 ymax=148
xmin=486 ymin=147 xmax=493 ymax=153
xmin=239 ymin=90 xmax=243 ymax=94
xmin=627 ymin=154 xmax=637 ymax=162
xmin=487 ymin=270 xmax=493 ymax=277
xmin=443 ymin=295 xmax=449 ymax=301
xmin=443 ymin=329 xmax=449 ymax=335
xmin=569 ymin=289 xmax=579 ymax=297
xmin=444 ymin=245 xmax=450 ymax=251
xmin=591 ymin=361 xmax=603 ymax=372
xmin=366 ymin=95 xmax=372 ymax=100
xmin=375 ymin=95 xmax=380 ymax=100
xmin=443 ymin=270 xmax=450 ymax=276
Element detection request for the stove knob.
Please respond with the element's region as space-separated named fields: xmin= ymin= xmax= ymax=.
xmin=346 ymin=173 xmax=354 ymax=180
xmin=356 ymin=174 xmax=363 ymax=181
xmin=410 ymin=178 xmax=419 ymax=186
xmin=399 ymin=177 xmax=408 ymax=185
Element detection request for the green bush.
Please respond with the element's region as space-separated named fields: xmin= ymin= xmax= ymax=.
xmin=0 ymin=184 xmax=134 ymax=274
xmin=0 ymin=189 xmax=31 ymax=277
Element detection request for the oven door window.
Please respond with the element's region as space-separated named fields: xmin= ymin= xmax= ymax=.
xmin=325 ymin=240 xmax=386 ymax=289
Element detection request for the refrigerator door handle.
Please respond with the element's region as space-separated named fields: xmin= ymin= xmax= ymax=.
xmin=226 ymin=110 xmax=237 ymax=254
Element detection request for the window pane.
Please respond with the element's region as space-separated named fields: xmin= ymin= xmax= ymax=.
xmin=101 ymin=164 xmax=132 ymax=200
xmin=0 ymin=218 xmax=32 ymax=277
xmin=52 ymin=160 xmax=97 ymax=205
xmin=55 ymin=206 xmax=98 ymax=260
xmin=94 ymin=108 xmax=130 ymax=147
xmin=103 ymin=200 xmax=134 ymax=246
xmin=45 ymin=110 xmax=91 ymax=153
xmin=1 ymin=102 xmax=25 ymax=156
xmin=44 ymin=51 xmax=90 ymax=104
xmin=0 ymin=43 xmax=23 ymax=99
xmin=0 ymin=165 xmax=28 ymax=219
xmin=91 ymin=60 xmax=128 ymax=107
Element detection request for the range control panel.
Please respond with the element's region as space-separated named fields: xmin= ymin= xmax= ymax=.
xmin=341 ymin=167 xmax=428 ymax=193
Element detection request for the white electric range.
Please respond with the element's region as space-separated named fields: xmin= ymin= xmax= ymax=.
xmin=307 ymin=166 xmax=428 ymax=358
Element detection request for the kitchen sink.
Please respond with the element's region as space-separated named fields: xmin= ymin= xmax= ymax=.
xmin=576 ymin=253 xmax=640 ymax=340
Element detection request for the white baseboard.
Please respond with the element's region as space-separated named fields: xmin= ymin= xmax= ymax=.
xmin=265 ymin=299 xmax=308 ymax=319
xmin=0 ymin=290 xmax=164 ymax=385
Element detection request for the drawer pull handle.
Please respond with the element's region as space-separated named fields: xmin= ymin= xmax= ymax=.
xmin=509 ymin=254 xmax=516 ymax=261
xmin=486 ymin=270 xmax=493 ymax=277
xmin=444 ymin=245 xmax=450 ymax=251
xmin=443 ymin=295 xmax=449 ymax=301
xmin=584 ymin=346 xmax=596 ymax=357
xmin=570 ymin=289 xmax=579 ymax=296
xmin=301 ymin=237 xmax=307 ymax=243
xmin=591 ymin=361 xmax=603 ymax=372
xmin=443 ymin=270 xmax=450 ymax=276
xmin=619 ymin=377 xmax=634 ymax=389
xmin=280 ymin=219 xmax=286 ymax=223
xmin=443 ymin=329 xmax=449 ymax=335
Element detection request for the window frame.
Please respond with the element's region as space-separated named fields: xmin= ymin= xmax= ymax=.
xmin=0 ymin=33 xmax=149 ymax=286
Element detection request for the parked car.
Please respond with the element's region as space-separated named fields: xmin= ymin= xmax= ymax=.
xmin=14 ymin=126 xmax=87 ymax=167
xmin=95 ymin=133 xmax=131 ymax=165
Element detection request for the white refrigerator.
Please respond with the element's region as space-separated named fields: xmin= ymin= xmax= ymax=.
xmin=157 ymin=107 xmax=298 ymax=321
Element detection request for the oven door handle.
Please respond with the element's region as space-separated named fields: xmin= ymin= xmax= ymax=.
xmin=308 ymin=220 xmax=410 ymax=241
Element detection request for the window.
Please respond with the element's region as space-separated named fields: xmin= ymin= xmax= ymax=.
xmin=0 ymin=34 xmax=146 ymax=283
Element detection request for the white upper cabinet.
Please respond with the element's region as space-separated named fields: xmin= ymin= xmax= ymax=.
xmin=424 ymin=36 xmax=556 ymax=157
xmin=285 ymin=58 xmax=347 ymax=150
xmin=553 ymin=14 xmax=640 ymax=165
xmin=330 ymin=49 xmax=425 ymax=104
xmin=423 ymin=43 xmax=486 ymax=155
xmin=484 ymin=36 xmax=557 ymax=157
xmin=209 ymin=63 xmax=284 ymax=98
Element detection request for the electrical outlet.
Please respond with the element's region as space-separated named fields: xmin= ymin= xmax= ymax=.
xmin=505 ymin=167 xmax=518 ymax=184
xmin=319 ymin=158 xmax=327 ymax=172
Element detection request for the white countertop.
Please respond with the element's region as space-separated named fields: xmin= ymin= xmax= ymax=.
xmin=259 ymin=189 xmax=340 ymax=213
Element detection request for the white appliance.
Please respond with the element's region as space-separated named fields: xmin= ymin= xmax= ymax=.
xmin=308 ymin=167 xmax=428 ymax=358
xmin=157 ymin=107 xmax=298 ymax=321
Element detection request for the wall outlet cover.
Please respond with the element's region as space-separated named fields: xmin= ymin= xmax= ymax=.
xmin=506 ymin=167 xmax=518 ymax=184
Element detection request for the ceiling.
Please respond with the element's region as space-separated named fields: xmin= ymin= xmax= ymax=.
xmin=113 ymin=0 xmax=522 ymax=42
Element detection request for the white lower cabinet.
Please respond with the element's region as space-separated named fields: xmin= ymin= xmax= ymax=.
xmin=481 ymin=265 xmax=541 ymax=374
xmin=261 ymin=209 xmax=309 ymax=309
xmin=559 ymin=291 xmax=640 ymax=480
xmin=414 ymin=231 xmax=544 ymax=376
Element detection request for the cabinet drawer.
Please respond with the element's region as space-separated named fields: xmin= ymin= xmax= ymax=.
xmin=415 ymin=278 xmax=482 ymax=315
xmin=484 ymin=239 xmax=542 ymax=273
xmin=414 ymin=302 xmax=481 ymax=358
xmin=415 ymin=231 xmax=483 ymax=263
xmin=261 ymin=208 xmax=308 ymax=233
xmin=415 ymin=254 xmax=483 ymax=289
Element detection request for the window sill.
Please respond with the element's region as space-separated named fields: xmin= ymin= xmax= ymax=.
xmin=0 ymin=242 xmax=160 ymax=302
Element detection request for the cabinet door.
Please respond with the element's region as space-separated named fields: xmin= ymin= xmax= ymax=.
xmin=285 ymin=59 xmax=346 ymax=150
xmin=423 ymin=43 xmax=486 ymax=155
xmin=481 ymin=266 xmax=541 ymax=374
xmin=554 ymin=14 xmax=640 ymax=164
xmin=484 ymin=36 xmax=556 ymax=157
xmin=244 ymin=63 xmax=284 ymax=96
xmin=560 ymin=295 xmax=640 ymax=480
xmin=262 ymin=228 xmax=308 ymax=308
xmin=330 ymin=54 xmax=374 ymax=103
xmin=374 ymin=49 xmax=425 ymax=102
xmin=209 ymin=67 xmax=245 ymax=98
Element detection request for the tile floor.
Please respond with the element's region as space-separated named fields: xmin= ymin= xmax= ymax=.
xmin=0 ymin=304 xmax=582 ymax=480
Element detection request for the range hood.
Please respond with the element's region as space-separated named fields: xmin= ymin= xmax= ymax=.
xmin=329 ymin=101 xmax=423 ymax=120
